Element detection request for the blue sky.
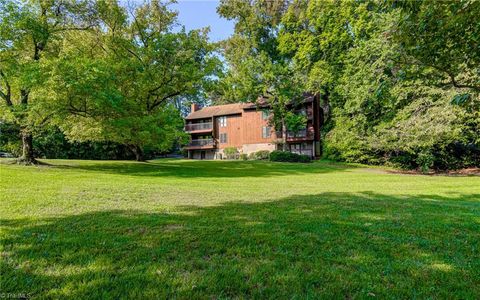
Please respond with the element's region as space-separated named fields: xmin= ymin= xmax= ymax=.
xmin=171 ymin=0 xmax=234 ymax=42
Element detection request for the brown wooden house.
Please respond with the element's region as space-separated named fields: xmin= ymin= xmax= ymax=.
xmin=184 ymin=94 xmax=322 ymax=159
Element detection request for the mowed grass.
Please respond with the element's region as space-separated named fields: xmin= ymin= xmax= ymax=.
xmin=1 ymin=159 xmax=479 ymax=299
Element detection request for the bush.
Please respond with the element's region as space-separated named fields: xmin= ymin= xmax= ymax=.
xmin=240 ymin=153 xmax=248 ymax=160
xmin=246 ymin=150 xmax=270 ymax=160
xmin=254 ymin=150 xmax=270 ymax=160
xmin=297 ymin=154 xmax=312 ymax=163
xmin=223 ymin=147 xmax=238 ymax=159
xmin=416 ymin=151 xmax=434 ymax=174
xmin=269 ymin=150 xmax=311 ymax=163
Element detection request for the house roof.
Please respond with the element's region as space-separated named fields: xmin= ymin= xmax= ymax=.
xmin=185 ymin=93 xmax=317 ymax=120
xmin=185 ymin=103 xmax=253 ymax=120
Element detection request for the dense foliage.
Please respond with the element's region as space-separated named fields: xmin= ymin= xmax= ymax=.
xmin=0 ymin=0 xmax=219 ymax=162
xmin=217 ymin=0 xmax=479 ymax=171
xmin=1 ymin=0 xmax=478 ymax=169
xmin=0 ymin=0 xmax=98 ymax=163
xmin=249 ymin=150 xmax=271 ymax=160
xmin=0 ymin=122 xmax=176 ymax=160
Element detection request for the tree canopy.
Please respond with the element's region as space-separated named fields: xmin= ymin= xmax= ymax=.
xmin=1 ymin=0 xmax=220 ymax=162
xmin=215 ymin=0 xmax=479 ymax=170
xmin=0 ymin=0 xmax=478 ymax=170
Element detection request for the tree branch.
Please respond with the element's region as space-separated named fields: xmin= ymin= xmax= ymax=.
xmin=50 ymin=24 xmax=96 ymax=33
xmin=0 ymin=69 xmax=12 ymax=106
xmin=148 ymin=90 xmax=182 ymax=111
xmin=447 ymin=73 xmax=480 ymax=92
xmin=128 ymin=9 xmax=149 ymax=48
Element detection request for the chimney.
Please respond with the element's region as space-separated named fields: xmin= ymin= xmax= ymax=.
xmin=191 ymin=103 xmax=201 ymax=113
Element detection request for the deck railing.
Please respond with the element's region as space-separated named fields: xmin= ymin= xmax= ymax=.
xmin=188 ymin=138 xmax=215 ymax=147
xmin=291 ymin=149 xmax=313 ymax=157
xmin=287 ymin=129 xmax=308 ymax=138
xmin=185 ymin=122 xmax=213 ymax=131
xmin=276 ymin=129 xmax=314 ymax=139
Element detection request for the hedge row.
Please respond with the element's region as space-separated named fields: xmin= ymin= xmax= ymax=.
xmin=269 ymin=150 xmax=311 ymax=163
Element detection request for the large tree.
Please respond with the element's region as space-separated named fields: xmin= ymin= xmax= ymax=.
xmin=218 ymin=0 xmax=479 ymax=170
xmin=0 ymin=0 xmax=96 ymax=164
xmin=282 ymin=0 xmax=479 ymax=169
xmin=216 ymin=0 xmax=306 ymax=150
xmin=36 ymin=0 xmax=220 ymax=161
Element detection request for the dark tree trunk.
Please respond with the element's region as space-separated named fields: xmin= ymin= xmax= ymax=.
xmin=17 ymin=87 xmax=37 ymax=164
xmin=20 ymin=89 xmax=29 ymax=105
xmin=130 ymin=145 xmax=145 ymax=162
xmin=19 ymin=132 xmax=37 ymax=164
xmin=281 ymin=118 xmax=287 ymax=151
xmin=319 ymin=90 xmax=330 ymax=123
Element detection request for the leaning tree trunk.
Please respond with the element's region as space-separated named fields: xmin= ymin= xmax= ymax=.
xmin=130 ymin=145 xmax=145 ymax=162
xmin=19 ymin=132 xmax=37 ymax=165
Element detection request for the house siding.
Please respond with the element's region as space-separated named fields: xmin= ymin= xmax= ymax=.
xmin=216 ymin=114 xmax=244 ymax=149
xmin=185 ymin=95 xmax=321 ymax=159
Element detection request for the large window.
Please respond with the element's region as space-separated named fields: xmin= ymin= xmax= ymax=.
xmin=220 ymin=133 xmax=228 ymax=143
xmin=262 ymin=126 xmax=271 ymax=138
xmin=262 ymin=109 xmax=270 ymax=120
xmin=218 ymin=116 xmax=227 ymax=127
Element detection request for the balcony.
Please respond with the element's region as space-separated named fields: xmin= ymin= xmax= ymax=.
xmin=185 ymin=122 xmax=213 ymax=133
xmin=295 ymin=108 xmax=313 ymax=120
xmin=185 ymin=138 xmax=216 ymax=149
xmin=291 ymin=149 xmax=313 ymax=157
xmin=276 ymin=129 xmax=314 ymax=141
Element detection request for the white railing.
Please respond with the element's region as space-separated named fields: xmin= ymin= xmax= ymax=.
xmin=291 ymin=149 xmax=313 ymax=157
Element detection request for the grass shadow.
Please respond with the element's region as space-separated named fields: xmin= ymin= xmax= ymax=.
xmin=2 ymin=192 xmax=479 ymax=298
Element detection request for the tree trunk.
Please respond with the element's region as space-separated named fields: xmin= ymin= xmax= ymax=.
xmin=319 ymin=90 xmax=330 ymax=123
xmin=20 ymin=89 xmax=29 ymax=105
xmin=19 ymin=132 xmax=37 ymax=164
xmin=281 ymin=118 xmax=287 ymax=151
xmin=130 ymin=145 xmax=145 ymax=162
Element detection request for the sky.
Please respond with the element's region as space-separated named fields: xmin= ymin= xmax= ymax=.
xmin=171 ymin=0 xmax=235 ymax=42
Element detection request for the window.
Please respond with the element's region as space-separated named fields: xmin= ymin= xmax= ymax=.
xmin=262 ymin=109 xmax=270 ymax=120
xmin=218 ymin=116 xmax=227 ymax=127
xmin=262 ymin=126 xmax=271 ymax=138
xmin=220 ymin=133 xmax=227 ymax=143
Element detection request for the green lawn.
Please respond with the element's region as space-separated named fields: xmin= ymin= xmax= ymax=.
xmin=1 ymin=159 xmax=479 ymax=299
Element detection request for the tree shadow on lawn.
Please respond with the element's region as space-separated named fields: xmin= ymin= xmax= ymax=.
xmin=48 ymin=159 xmax=356 ymax=178
xmin=2 ymin=192 xmax=479 ymax=299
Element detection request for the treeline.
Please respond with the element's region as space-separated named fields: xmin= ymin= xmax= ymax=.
xmin=214 ymin=0 xmax=480 ymax=171
xmin=1 ymin=0 xmax=479 ymax=170
xmin=0 ymin=124 xmax=176 ymax=160
xmin=0 ymin=0 xmax=218 ymax=163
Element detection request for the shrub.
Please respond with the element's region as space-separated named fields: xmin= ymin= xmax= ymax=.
xmin=223 ymin=147 xmax=238 ymax=159
xmin=240 ymin=153 xmax=248 ymax=160
xmin=416 ymin=151 xmax=434 ymax=174
xmin=246 ymin=150 xmax=270 ymax=160
xmin=254 ymin=150 xmax=270 ymax=160
xmin=269 ymin=150 xmax=311 ymax=163
xmin=297 ymin=154 xmax=312 ymax=163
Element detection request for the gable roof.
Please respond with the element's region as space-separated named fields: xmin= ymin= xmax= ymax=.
xmin=186 ymin=103 xmax=253 ymax=120
xmin=185 ymin=93 xmax=317 ymax=120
